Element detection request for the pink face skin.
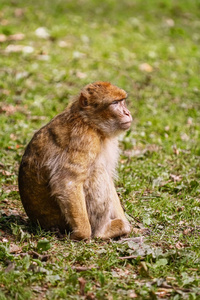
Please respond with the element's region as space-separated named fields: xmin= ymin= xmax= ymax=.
xmin=109 ymin=99 xmax=132 ymax=130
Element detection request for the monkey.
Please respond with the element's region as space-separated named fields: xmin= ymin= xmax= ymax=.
xmin=18 ymin=81 xmax=133 ymax=240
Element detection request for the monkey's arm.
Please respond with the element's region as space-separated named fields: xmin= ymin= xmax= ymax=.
xmin=64 ymin=181 xmax=91 ymax=240
xmin=50 ymin=171 xmax=91 ymax=240
xmin=48 ymin=132 xmax=99 ymax=240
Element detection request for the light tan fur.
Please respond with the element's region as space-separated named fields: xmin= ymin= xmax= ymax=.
xmin=18 ymin=81 xmax=132 ymax=240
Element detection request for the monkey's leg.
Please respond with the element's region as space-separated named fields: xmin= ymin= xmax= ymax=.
xmin=94 ymin=182 xmax=131 ymax=239
xmin=52 ymin=181 xmax=92 ymax=240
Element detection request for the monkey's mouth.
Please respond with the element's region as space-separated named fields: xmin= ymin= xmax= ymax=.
xmin=120 ymin=122 xmax=132 ymax=129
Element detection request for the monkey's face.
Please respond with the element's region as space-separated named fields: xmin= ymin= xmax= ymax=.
xmin=108 ymin=99 xmax=132 ymax=131
xmin=79 ymin=81 xmax=132 ymax=136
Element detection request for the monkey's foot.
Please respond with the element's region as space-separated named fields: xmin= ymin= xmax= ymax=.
xmin=96 ymin=219 xmax=131 ymax=240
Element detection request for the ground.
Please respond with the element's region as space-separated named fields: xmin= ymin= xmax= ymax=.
xmin=0 ymin=0 xmax=200 ymax=299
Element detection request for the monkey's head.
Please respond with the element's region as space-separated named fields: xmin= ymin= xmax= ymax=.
xmin=78 ymin=81 xmax=132 ymax=136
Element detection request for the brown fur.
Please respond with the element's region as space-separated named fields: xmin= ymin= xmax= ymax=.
xmin=18 ymin=81 xmax=132 ymax=240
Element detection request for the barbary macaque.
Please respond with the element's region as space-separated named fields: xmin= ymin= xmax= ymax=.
xmin=18 ymin=81 xmax=132 ymax=240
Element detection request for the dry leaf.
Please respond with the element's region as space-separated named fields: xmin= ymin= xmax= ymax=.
xmin=35 ymin=27 xmax=50 ymax=39
xmin=5 ymin=44 xmax=24 ymax=53
xmin=0 ymin=104 xmax=17 ymax=115
xmin=8 ymin=33 xmax=25 ymax=41
xmin=58 ymin=40 xmax=69 ymax=48
xmin=14 ymin=8 xmax=25 ymax=17
xmin=183 ymin=229 xmax=191 ymax=235
xmin=166 ymin=19 xmax=175 ymax=27
xmin=5 ymin=44 xmax=34 ymax=53
xmin=22 ymin=46 xmax=34 ymax=54
xmin=112 ymin=267 xmax=131 ymax=277
xmin=1 ymin=170 xmax=14 ymax=176
xmin=2 ymin=238 xmax=8 ymax=242
xmin=0 ymin=19 xmax=9 ymax=26
xmin=139 ymin=63 xmax=153 ymax=72
xmin=1 ymin=89 xmax=10 ymax=95
xmin=10 ymin=243 xmax=22 ymax=254
xmin=76 ymin=71 xmax=87 ymax=79
xmin=177 ymin=206 xmax=184 ymax=212
xmin=165 ymin=126 xmax=170 ymax=131
xmin=173 ymin=145 xmax=179 ymax=155
xmin=181 ymin=133 xmax=189 ymax=141
xmin=10 ymin=133 xmax=17 ymax=141
xmin=170 ymin=174 xmax=182 ymax=182
xmin=72 ymin=265 xmax=96 ymax=272
xmin=85 ymin=292 xmax=96 ymax=300
xmin=0 ymin=34 xmax=6 ymax=42
xmin=128 ymin=290 xmax=138 ymax=298
xmin=78 ymin=277 xmax=86 ymax=296
xmin=187 ymin=117 xmax=193 ymax=125
xmin=175 ymin=242 xmax=184 ymax=249
xmin=156 ymin=288 xmax=172 ymax=297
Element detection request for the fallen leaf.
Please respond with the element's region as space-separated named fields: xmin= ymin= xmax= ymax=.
xmin=170 ymin=174 xmax=182 ymax=182
xmin=175 ymin=242 xmax=184 ymax=249
xmin=183 ymin=229 xmax=191 ymax=235
xmin=181 ymin=133 xmax=189 ymax=141
xmin=0 ymin=89 xmax=10 ymax=95
xmin=1 ymin=170 xmax=14 ymax=176
xmin=0 ymin=104 xmax=17 ymax=115
xmin=22 ymin=46 xmax=34 ymax=54
xmin=165 ymin=19 xmax=175 ymax=27
xmin=187 ymin=117 xmax=193 ymax=125
xmin=76 ymin=71 xmax=87 ymax=79
xmin=156 ymin=288 xmax=172 ymax=298
xmin=5 ymin=44 xmax=24 ymax=53
xmin=166 ymin=276 xmax=176 ymax=281
xmin=138 ymin=261 xmax=149 ymax=277
xmin=111 ymin=267 xmax=131 ymax=278
xmin=72 ymin=265 xmax=97 ymax=272
xmin=8 ymin=33 xmax=25 ymax=41
xmin=78 ymin=277 xmax=86 ymax=296
xmin=178 ymin=220 xmax=185 ymax=225
xmin=58 ymin=40 xmax=69 ymax=48
xmin=14 ymin=8 xmax=25 ymax=17
xmin=177 ymin=206 xmax=184 ymax=212
xmin=85 ymin=292 xmax=96 ymax=300
xmin=139 ymin=63 xmax=153 ymax=72
xmin=37 ymin=54 xmax=50 ymax=61
xmin=0 ymin=34 xmax=6 ymax=42
xmin=165 ymin=126 xmax=170 ymax=131
xmin=10 ymin=133 xmax=17 ymax=141
xmin=0 ymin=19 xmax=9 ymax=26
xmin=9 ymin=243 xmax=22 ymax=254
xmin=28 ymin=251 xmax=50 ymax=262
xmin=128 ymin=290 xmax=138 ymax=298
xmin=35 ymin=27 xmax=50 ymax=39
xmin=73 ymin=51 xmax=86 ymax=59
xmin=173 ymin=145 xmax=179 ymax=155
xmin=5 ymin=44 xmax=34 ymax=53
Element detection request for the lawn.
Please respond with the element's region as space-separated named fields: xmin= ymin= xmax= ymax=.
xmin=0 ymin=0 xmax=200 ymax=299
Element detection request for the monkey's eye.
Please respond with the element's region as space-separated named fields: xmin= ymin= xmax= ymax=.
xmin=111 ymin=100 xmax=119 ymax=105
xmin=111 ymin=99 xmax=125 ymax=106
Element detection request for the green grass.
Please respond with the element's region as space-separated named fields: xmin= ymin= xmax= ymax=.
xmin=0 ymin=0 xmax=200 ymax=299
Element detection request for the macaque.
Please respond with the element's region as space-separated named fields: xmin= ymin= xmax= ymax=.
xmin=18 ymin=81 xmax=132 ymax=240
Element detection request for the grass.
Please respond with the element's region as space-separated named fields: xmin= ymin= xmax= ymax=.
xmin=0 ymin=0 xmax=200 ymax=299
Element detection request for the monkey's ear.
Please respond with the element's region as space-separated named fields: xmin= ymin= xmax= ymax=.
xmin=79 ymin=93 xmax=89 ymax=108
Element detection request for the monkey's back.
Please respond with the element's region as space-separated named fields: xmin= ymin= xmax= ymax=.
xmin=18 ymin=118 xmax=70 ymax=232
